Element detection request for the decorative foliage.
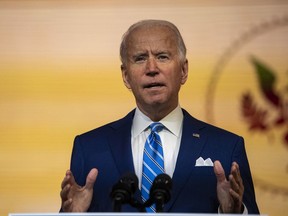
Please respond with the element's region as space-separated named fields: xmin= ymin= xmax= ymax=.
xmin=241 ymin=92 xmax=268 ymax=131
xmin=241 ymin=57 xmax=288 ymax=146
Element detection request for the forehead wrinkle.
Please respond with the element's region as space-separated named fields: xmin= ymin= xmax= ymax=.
xmin=127 ymin=38 xmax=176 ymax=57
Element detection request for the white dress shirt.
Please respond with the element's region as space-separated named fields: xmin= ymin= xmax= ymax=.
xmin=131 ymin=105 xmax=183 ymax=189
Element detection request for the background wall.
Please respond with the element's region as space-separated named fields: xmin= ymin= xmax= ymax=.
xmin=0 ymin=1 xmax=287 ymax=215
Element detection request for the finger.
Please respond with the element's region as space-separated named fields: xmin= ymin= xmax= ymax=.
xmin=60 ymin=184 xmax=71 ymax=200
xmin=61 ymin=170 xmax=76 ymax=189
xmin=231 ymin=162 xmax=240 ymax=180
xmin=229 ymin=188 xmax=243 ymax=214
xmin=230 ymin=187 xmax=242 ymax=209
xmin=61 ymin=175 xmax=70 ymax=190
xmin=85 ymin=168 xmax=98 ymax=190
xmin=229 ymin=188 xmax=241 ymax=203
xmin=62 ymin=198 xmax=73 ymax=212
xmin=214 ymin=160 xmax=226 ymax=182
xmin=229 ymin=174 xmax=240 ymax=194
xmin=229 ymin=166 xmax=244 ymax=204
xmin=230 ymin=162 xmax=243 ymax=191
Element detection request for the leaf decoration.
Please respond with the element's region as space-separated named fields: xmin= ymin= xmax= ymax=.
xmin=241 ymin=57 xmax=288 ymax=146
xmin=250 ymin=56 xmax=282 ymax=108
xmin=241 ymin=92 xmax=268 ymax=131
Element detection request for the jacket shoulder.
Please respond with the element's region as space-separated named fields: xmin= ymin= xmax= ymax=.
xmin=182 ymin=108 xmax=242 ymax=140
xmin=76 ymin=109 xmax=135 ymax=140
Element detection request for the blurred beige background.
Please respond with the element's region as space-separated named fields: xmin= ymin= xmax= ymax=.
xmin=0 ymin=1 xmax=287 ymax=216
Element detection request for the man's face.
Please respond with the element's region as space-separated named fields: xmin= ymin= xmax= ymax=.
xmin=121 ymin=25 xmax=188 ymax=115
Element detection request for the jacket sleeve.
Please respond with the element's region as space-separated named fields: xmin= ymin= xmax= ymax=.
xmin=232 ymin=136 xmax=260 ymax=214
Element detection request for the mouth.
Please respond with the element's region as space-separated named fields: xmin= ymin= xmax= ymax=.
xmin=143 ymin=82 xmax=165 ymax=89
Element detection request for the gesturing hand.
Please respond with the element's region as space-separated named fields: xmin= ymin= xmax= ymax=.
xmin=60 ymin=168 xmax=98 ymax=212
xmin=214 ymin=160 xmax=244 ymax=213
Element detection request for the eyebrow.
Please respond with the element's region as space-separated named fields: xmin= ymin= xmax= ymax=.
xmin=155 ymin=51 xmax=171 ymax=55
xmin=131 ymin=52 xmax=148 ymax=60
xmin=132 ymin=50 xmax=171 ymax=57
xmin=132 ymin=51 xmax=148 ymax=57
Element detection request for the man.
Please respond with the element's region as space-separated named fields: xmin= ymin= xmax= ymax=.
xmin=60 ymin=19 xmax=259 ymax=214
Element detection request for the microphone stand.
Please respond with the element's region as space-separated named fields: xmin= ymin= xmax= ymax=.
xmin=110 ymin=173 xmax=139 ymax=212
xmin=149 ymin=173 xmax=172 ymax=213
xmin=154 ymin=192 xmax=165 ymax=212
xmin=112 ymin=193 xmax=125 ymax=212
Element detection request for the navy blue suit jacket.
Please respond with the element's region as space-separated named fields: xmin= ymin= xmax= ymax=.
xmin=70 ymin=109 xmax=259 ymax=213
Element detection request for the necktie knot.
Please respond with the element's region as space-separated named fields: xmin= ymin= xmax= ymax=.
xmin=150 ymin=122 xmax=164 ymax=133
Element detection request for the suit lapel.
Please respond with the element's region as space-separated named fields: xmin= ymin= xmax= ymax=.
xmin=165 ymin=109 xmax=207 ymax=211
xmin=108 ymin=110 xmax=136 ymax=176
xmin=108 ymin=109 xmax=145 ymax=205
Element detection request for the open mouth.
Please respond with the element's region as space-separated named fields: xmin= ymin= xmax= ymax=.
xmin=144 ymin=83 xmax=165 ymax=89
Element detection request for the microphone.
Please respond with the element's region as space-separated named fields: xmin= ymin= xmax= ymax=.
xmin=110 ymin=173 xmax=138 ymax=212
xmin=149 ymin=173 xmax=172 ymax=212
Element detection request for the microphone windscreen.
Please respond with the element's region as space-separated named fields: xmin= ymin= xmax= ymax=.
xmin=120 ymin=173 xmax=139 ymax=193
xmin=150 ymin=173 xmax=172 ymax=203
xmin=110 ymin=172 xmax=139 ymax=204
xmin=153 ymin=173 xmax=172 ymax=189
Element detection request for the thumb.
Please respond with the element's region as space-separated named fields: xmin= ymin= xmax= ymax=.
xmin=85 ymin=168 xmax=98 ymax=190
xmin=214 ymin=160 xmax=226 ymax=182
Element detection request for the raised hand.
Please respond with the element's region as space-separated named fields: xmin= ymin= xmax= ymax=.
xmin=60 ymin=168 xmax=98 ymax=212
xmin=214 ymin=160 xmax=244 ymax=213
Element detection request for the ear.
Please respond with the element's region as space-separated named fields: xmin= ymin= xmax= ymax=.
xmin=180 ymin=59 xmax=188 ymax=85
xmin=121 ymin=64 xmax=131 ymax=89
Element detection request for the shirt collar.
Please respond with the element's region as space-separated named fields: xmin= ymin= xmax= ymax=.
xmin=132 ymin=105 xmax=183 ymax=138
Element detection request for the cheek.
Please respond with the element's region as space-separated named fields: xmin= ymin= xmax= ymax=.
xmin=129 ymin=70 xmax=145 ymax=85
xmin=127 ymin=76 xmax=143 ymax=93
xmin=169 ymin=70 xmax=184 ymax=85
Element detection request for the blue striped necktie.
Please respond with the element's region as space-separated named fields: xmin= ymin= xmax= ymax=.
xmin=141 ymin=122 xmax=165 ymax=212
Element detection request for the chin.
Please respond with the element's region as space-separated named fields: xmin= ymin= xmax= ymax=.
xmin=146 ymin=97 xmax=166 ymax=104
xmin=147 ymin=100 xmax=170 ymax=109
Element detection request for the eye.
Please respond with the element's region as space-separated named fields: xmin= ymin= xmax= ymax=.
xmin=134 ymin=55 xmax=147 ymax=63
xmin=157 ymin=54 xmax=169 ymax=61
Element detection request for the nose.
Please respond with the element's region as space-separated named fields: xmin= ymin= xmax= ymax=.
xmin=146 ymin=57 xmax=159 ymax=76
